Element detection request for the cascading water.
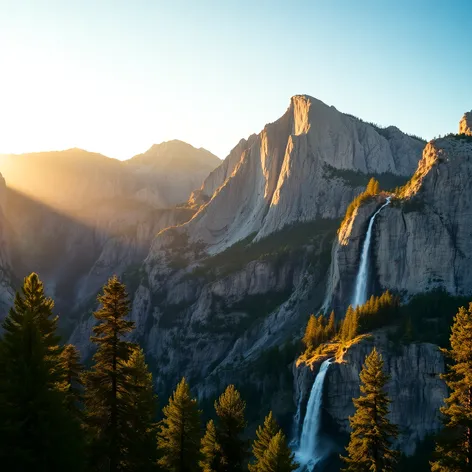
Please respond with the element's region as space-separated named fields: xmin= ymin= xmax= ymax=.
xmin=295 ymin=358 xmax=333 ymax=470
xmin=351 ymin=197 xmax=391 ymax=308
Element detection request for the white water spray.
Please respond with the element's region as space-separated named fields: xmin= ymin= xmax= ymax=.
xmin=351 ymin=197 xmax=391 ymax=308
xmin=295 ymin=358 xmax=333 ymax=470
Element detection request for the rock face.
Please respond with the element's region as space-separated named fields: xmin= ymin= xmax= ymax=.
xmin=294 ymin=332 xmax=446 ymax=457
xmin=459 ymin=111 xmax=472 ymax=136
xmin=82 ymin=95 xmax=424 ymax=410
xmin=326 ymin=135 xmax=472 ymax=313
xmin=178 ymin=95 xmax=423 ymax=253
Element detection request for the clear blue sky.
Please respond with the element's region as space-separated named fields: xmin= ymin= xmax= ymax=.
xmin=0 ymin=0 xmax=470 ymax=159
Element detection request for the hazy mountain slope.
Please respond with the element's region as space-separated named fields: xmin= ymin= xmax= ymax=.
xmin=0 ymin=173 xmax=14 ymax=316
xmin=127 ymin=140 xmax=221 ymax=207
xmin=0 ymin=141 xmax=217 ymax=320
xmin=0 ymin=143 xmax=220 ymax=211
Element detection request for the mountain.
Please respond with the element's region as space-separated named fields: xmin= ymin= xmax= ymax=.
xmin=0 ymin=142 xmax=219 ymax=323
xmin=126 ymin=140 xmax=222 ymax=207
xmin=0 ymin=143 xmax=220 ymax=211
xmin=69 ymin=95 xmax=426 ymax=422
xmin=5 ymin=95 xmax=471 ymax=466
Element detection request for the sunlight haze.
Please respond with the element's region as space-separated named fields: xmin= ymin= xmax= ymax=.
xmin=0 ymin=0 xmax=471 ymax=159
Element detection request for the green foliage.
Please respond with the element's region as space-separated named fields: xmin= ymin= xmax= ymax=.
xmin=340 ymin=292 xmax=400 ymax=343
xmin=323 ymin=164 xmax=409 ymax=191
xmin=249 ymin=411 xmax=280 ymax=472
xmin=157 ymin=378 xmax=202 ymax=472
xmin=341 ymin=348 xmax=398 ymax=472
xmin=339 ymin=178 xmax=382 ymax=231
xmin=200 ymin=419 xmax=223 ymax=472
xmin=124 ymin=347 xmax=159 ymax=472
xmin=302 ymin=311 xmax=336 ymax=354
xmin=431 ymin=303 xmax=472 ymax=471
xmin=59 ymin=343 xmax=84 ymax=417
xmin=257 ymin=430 xmax=298 ymax=472
xmin=392 ymin=290 xmax=470 ymax=347
xmin=214 ymin=385 xmax=248 ymax=472
xmin=0 ymin=273 xmax=85 ymax=472
xmin=187 ymin=219 xmax=339 ymax=282
xmin=83 ymin=275 xmax=142 ymax=471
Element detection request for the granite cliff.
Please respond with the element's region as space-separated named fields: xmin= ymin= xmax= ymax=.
xmin=67 ymin=95 xmax=425 ymax=409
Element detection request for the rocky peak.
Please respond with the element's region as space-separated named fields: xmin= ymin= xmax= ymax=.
xmin=128 ymin=140 xmax=220 ymax=172
xmin=459 ymin=111 xmax=472 ymax=136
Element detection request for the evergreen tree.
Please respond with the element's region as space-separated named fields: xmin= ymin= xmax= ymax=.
xmin=83 ymin=275 xmax=137 ymax=472
xmin=0 ymin=275 xmax=84 ymax=472
xmin=326 ymin=310 xmax=336 ymax=338
xmin=366 ymin=178 xmax=380 ymax=195
xmin=200 ymin=420 xmax=223 ymax=472
xmin=431 ymin=303 xmax=472 ymax=471
xmin=302 ymin=314 xmax=317 ymax=352
xmin=349 ymin=308 xmax=359 ymax=340
xmin=59 ymin=343 xmax=84 ymax=416
xmin=3 ymin=272 xmax=62 ymax=375
xmin=214 ymin=385 xmax=248 ymax=472
xmin=124 ymin=347 xmax=159 ymax=472
xmin=341 ymin=306 xmax=355 ymax=342
xmin=341 ymin=348 xmax=398 ymax=472
xmin=257 ymin=431 xmax=298 ymax=472
xmin=249 ymin=411 xmax=280 ymax=472
xmin=157 ymin=377 xmax=202 ymax=472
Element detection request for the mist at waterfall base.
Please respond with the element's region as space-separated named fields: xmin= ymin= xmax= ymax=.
xmin=293 ymin=359 xmax=333 ymax=471
xmin=351 ymin=197 xmax=391 ymax=308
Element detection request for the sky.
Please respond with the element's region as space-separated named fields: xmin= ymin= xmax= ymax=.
xmin=0 ymin=0 xmax=471 ymax=160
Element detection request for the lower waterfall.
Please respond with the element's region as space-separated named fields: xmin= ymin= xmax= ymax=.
xmin=351 ymin=196 xmax=391 ymax=307
xmin=295 ymin=358 xmax=333 ymax=470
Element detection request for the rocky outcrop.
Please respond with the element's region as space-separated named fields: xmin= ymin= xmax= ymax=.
xmin=326 ymin=135 xmax=472 ymax=313
xmin=168 ymin=96 xmax=423 ymax=253
xmin=459 ymin=111 xmax=472 ymax=136
xmin=294 ymin=332 xmax=446 ymax=457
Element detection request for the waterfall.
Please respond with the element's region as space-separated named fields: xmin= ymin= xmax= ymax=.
xmin=295 ymin=358 xmax=333 ymax=470
xmin=351 ymin=197 xmax=391 ymax=308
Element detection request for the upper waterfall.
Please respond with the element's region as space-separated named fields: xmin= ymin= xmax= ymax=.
xmin=351 ymin=197 xmax=391 ymax=307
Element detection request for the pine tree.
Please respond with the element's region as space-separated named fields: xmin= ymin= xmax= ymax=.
xmin=200 ymin=420 xmax=223 ymax=472
xmin=341 ymin=348 xmax=398 ymax=472
xmin=349 ymin=308 xmax=359 ymax=340
xmin=327 ymin=311 xmax=336 ymax=338
xmin=3 ymin=272 xmax=62 ymax=375
xmin=59 ymin=343 xmax=84 ymax=416
xmin=431 ymin=303 xmax=472 ymax=471
xmin=257 ymin=431 xmax=298 ymax=472
xmin=341 ymin=306 xmax=355 ymax=342
xmin=303 ymin=314 xmax=317 ymax=352
xmin=249 ymin=411 xmax=279 ymax=472
xmin=0 ymin=275 xmax=84 ymax=472
xmin=214 ymin=385 xmax=248 ymax=472
xmin=124 ymin=347 xmax=159 ymax=472
xmin=83 ymin=275 xmax=137 ymax=472
xmin=157 ymin=377 xmax=202 ymax=472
